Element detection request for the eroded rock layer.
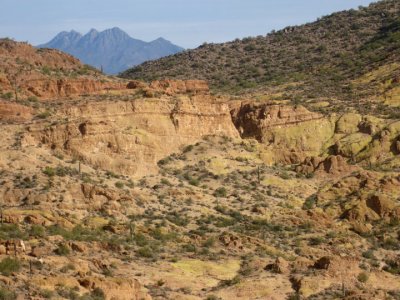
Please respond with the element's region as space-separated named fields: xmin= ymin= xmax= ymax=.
xmin=25 ymin=94 xmax=239 ymax=176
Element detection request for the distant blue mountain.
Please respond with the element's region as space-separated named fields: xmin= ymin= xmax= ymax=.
xmin=38 ymin=27 xmax=184 ymax=74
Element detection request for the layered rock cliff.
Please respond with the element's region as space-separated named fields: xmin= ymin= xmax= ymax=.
xmin=24 ymin=92 xmax=239 ymax=176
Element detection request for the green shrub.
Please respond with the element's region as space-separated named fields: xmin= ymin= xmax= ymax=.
xmin=362 ymin=249 xmax=376 ymax=260
xmin=214 ymin=187 xmax=227 ymax=197
xmin=0 ymin=257 xmax=21 ymax=276
xmin=0 ymin=287 xmax=16 ymax=300
xmin=30 ymin=225 xmax=46 ymax=238
xmin=0 ymin=224 xmax=27 ymax=240
xmin=91 ymin=287 xmax=105 ymax=300
xmin=39 ymin=289 xmax=54 ymax=299
xmin=303 ymin=195 xmax=317 ymax=210
xmin=137 ymin=246 xmax=154 ymax=258
xmin=189 ymin=178 xmax=200 ymax=186
xmin=1 ymin=92 xmax=13 ymax=100
xmin=357 ymin=272 xmax=369 ymax=283
xmin=27 ymin=96 xmax=38 ymax=102
xmin=115 ymin=181 xmax=124 ymax=189
xmin=36 ymin=111 xmax=51 ymax=119
xmin=309 ymin=236 xmax=325 ymax=246
xmin=202 ymin=237 xmax=215 ymax=248
xmin=55 ymin=243 xmax=70 ymax=256
xmin=183 ymin=145 xmax=194 ymax=153
xmin=42 ymin=166 xmax=55 ymax=177
xmin=182 ymin=244 xmax=196 ymax=253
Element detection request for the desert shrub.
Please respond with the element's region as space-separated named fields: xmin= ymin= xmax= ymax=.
xmin=27 ymin=96 xmax=38 ymax=102
xmin=166 ymin=213 xmax=189 ymax=227
xmin=1 ymin=92 xmax=13 ymax=100
xmin=202 ymin=237 xmax=215 ymax=248
xmin=55 ymin=243 xmax=70 ymax=256
xmin=0 ymin=257 xmax=21 ymax=276
xmin=0 ymin=224 xmax=27 ymax=240
xmin=357 ymin=272 xmax=369 ymax=283
xmin=160 ymin=178 xmax=172 ymax=186
xmin=206 ymin=295 xmax=221 ymax=300
xmin=115 ymin=181 xmax=124 ymax=189
xmin=30 ymin=225 xmax=46 ymax=238
xmin=39 ymin=289 xmax=54 ymax=299
xmin=36 ymin=111 xmax=51 ymax=119
xmin=182 ymin=244 xmax=196 ymax=253
xmin=214 ymin=187 xmax=227 ymax=197
xmin=183 ymin=145 xmax=194 ymax=153
xmin=189 ymin=178 xmax=200 ymax=186
xmin=309 ymin=236 xmax=325 ymax=246
xmin=303 ymin=195 xmax=317 ymax=209
xmin=382 ymin=238 xmax=400 ymax=250
xmin=383 ymin=260 xmax=400 ymax=275
xmin=42 ymin=166 xmax=55 ymax=177
xmin=137 ymin=246 xmax=154 ymax=258
xmin=0 ymin=287 xmax=16 ymax=300
xmin=362 ymin=249 xmax=376 ymax=260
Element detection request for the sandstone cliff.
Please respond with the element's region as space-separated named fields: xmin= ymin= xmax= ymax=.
xmin=24 ymin=93 xmax=239 ymax=176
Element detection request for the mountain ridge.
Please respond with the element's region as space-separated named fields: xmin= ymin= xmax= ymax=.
xmin=121 ymin=0 xmax=400 ymax=115
xmin=39 ymin=27 xmax=184 ymax=74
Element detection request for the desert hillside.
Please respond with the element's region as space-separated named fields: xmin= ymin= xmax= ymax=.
xmin=0 ymin=3 xmax=399 ymax=300
xmin=122 ymin=0 xmax=400 ymax=116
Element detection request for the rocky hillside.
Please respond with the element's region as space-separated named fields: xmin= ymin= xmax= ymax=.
xmin=39 ymin=28 xmax=184 ymax=74
xmin=0 ymin=38 xmax=127 ymax=100
xmin=1 ymin=85 xmax=400 ymax=298
xmin=0 ymin=34 xmax=399 ymax=300
xmin=121 ymin=0 xmax=400 ymax=115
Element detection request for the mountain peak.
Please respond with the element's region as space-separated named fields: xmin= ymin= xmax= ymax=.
xmin=110 ymin=27 xmax=124 ymax=33
xmin=38 ymin=27 xmax=184 ymax=74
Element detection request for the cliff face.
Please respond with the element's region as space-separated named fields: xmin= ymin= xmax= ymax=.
xmin=25 ymin=93 xmax=239 ymax=176
xmin=22 ymin=78 xmax=126 ymax=99
xmin=231 ymin=103 xmax=325 ymax=141
xmin=231 ymin=103 xmax=336 ymax=164
xmin=0 ymin=100 xmax=33 ymax=123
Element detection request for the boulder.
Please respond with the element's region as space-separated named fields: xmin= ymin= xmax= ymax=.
xmin=313 ymin=256 xmax=332 ymax=270
xmin=265 ymin=257 xmax=290 ymax=274
xmin=69 ymin=241 xmax=87 ymax=253
xmin=335 ymin=113 xmax=362 ymax=134
xmin=30 ymin=245 xmax=52 ymax=258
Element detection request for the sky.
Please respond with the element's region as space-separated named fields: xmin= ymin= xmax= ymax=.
xmin=0 ymin=0 xmax=376 ymax=49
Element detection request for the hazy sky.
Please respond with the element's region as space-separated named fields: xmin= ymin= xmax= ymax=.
xmin=0 ymin=0 xmax=375 ymax=48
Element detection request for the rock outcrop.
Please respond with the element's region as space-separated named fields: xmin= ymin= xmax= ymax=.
xmin=317 ymin=172 xmax=400 ymax=230
xmin=231 ymin=103 xmax=335 ymax=164
xmin=231 ymin=103 xmax=324 ymax=141
xmin=25 ymin=93 xmax=239 ymax=176
xmin=296 ymin=155 xmax=357 ymax=175
xmin=0 ymin=100 xmax=33 ymax=123
xmin=23 ymin=78 xmax=126 ymax=99
xmin=149 ymin=79 xmax=209 ymax=95
xmin=79 ymin=277 xmax=151 ymax=300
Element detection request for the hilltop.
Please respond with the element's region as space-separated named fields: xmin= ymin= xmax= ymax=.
xmin=121 ymin=0 xmax=400 ymax=116
xmin=39 ymin=28 xmax=184 ymax=74
xmin=0 ymin=38 xmax=128 ymax=101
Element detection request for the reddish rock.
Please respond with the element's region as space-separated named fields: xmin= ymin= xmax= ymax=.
xmin=265 ymin=257 xmax=290 ymax=274
xmin=313 ymin=256 xmax=332 ymax=270
xmin=69 ymin=241 xmax=87 ymax=253
xmin=0 ymin=101 xmax=33 ymax=123
xmin=30 ymin=245 xmax=51 ymax=258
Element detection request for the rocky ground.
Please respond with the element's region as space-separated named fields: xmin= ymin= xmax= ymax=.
xmin=0 ymin=40 xmax=399 ymax=300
